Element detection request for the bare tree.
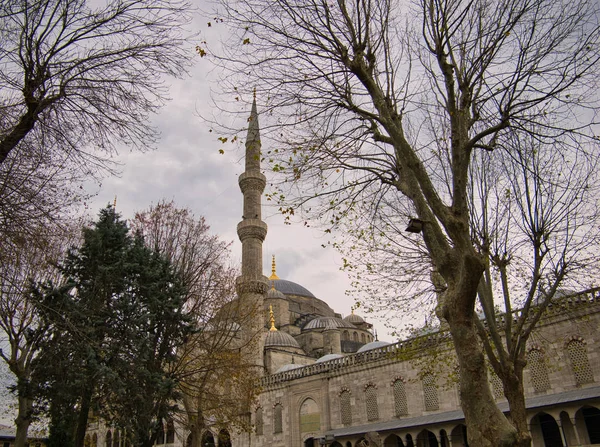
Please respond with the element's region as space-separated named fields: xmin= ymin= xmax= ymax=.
xmin=0 ymin=225 xmax=75 ymax=447
xmin=131 ymin=201 xmax=260 ymax=447
xmin=209 ymin=0 xmax=600 ymax=445
xmin=0 ymin=0 xmax=193 ymax=173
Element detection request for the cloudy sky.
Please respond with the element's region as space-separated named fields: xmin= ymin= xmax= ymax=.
xmin=84 ymin=4 xmax=398 ymax=339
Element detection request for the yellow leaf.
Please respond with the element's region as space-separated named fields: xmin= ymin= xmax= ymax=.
xmin=243 ymin=38 xmax=250 ymax=45
xmin=219 ymin=149 xmax=225 ymax=154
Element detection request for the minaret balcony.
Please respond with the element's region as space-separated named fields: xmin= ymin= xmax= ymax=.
xmin=239 ymin=171 xmax=267 ymax=193
xmin=237 ymin=219 xmax=268 ymax=242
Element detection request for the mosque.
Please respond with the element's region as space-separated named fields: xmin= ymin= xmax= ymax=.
xmin=86 ymin=100 xmax=600 ymax=447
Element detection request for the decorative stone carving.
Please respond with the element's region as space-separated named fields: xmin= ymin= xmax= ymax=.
xmin=237 ymin=220 xmax=268 ymax=242
xmin=239 ymin=172 xmax=267 ymax=193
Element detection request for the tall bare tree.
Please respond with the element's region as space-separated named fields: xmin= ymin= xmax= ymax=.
xmin=209 ymin=0 xmax=600 ymax=445
xmin=0 ymin=0 xmax=192 ymax=172
xmin=131 ymin=201 xmax=260 ymax=447
xmin=0 ymin=225 xmax=75 ymax=447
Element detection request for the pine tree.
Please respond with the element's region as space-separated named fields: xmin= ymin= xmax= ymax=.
xmin=33 ymin=206 xmax=192 ymax=447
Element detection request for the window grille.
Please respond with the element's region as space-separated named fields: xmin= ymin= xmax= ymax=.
xmin=340 ymin=390 xmax=352 ymax=425
xmin=567 ymin=339 xmax=594 ymax=385
xmin=393 ymin=379 xmax=408 ymax=416
xmin=273 ymin=404 xmax=283 ymax=434
xmin=365 ymin=384 xmax=379 ymax=421
xmin=527 ymin=349 xmax=550 ymax=393
xmin=255 ymin=407 xmax=263 ymax=435
xmin=423 ymin=374 xmax=439 ymax=411
xmin=489 ymin=372 xmax=504 ymax=400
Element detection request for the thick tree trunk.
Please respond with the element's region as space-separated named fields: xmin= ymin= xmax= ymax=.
xmin=439 ymin=253 xmax=518 ymax=447
xmin=502 ymin=362 xmax=532 ymax=447
xmin=14 ymin=394 xmax=33 ymax=447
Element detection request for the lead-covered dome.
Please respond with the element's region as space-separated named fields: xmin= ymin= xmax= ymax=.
xmin=275 ymin=363 xmax=304 ymax=373
xmin=265 ymin=330 xmax=302 ymax=349
xmin=344 ymin=313 xmax=365 ymax=325
xmin=271 ymin=279 xmax=316 ymax=298
xmin=303 ymin=316 xmax=355 ymax=330
xmin=316 ymin=353 xmax=344 ymax=363
xmin=357 ymin=340 xmax=390 ymax=353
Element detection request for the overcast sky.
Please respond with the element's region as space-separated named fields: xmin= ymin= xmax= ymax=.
xmin=84 ymin=4 xmax=398 ymax=340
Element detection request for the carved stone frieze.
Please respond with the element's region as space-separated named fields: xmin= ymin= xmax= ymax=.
xmin=237 ymin=219 xmax=268 ymax=241
xmin=239 ymin=172 xmax=266 ymax=193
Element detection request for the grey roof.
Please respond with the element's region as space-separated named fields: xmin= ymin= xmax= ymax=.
xmin=265 ymin=330 xmax=301 ymax=348
xmin=316 ymin=353 xmax=345 ymax=363
xmin=267 ymin=286 xmax=286 ymax=299
xmin=304 ymin=316 xmax=355 ymax=330
xmin=344 ymin=313 xmax=365 ymax=324
xmin=275 ymin=363 xmax=304 ymax=373
xmin=356 ymin=340 xmax=390 ymax=353
xmin=324 ymin=385 xmax=600 ymax=438
xmin=271 ymin=279 xmax=316 ymax=298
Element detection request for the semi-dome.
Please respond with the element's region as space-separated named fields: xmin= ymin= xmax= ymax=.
xmin=315 ymin=353 xmax=344 ymax=363
xmin=357 ymin=340 xmax=391 ymax=353
xmin=271 ymin=279 xmax=316 ymax=298
xmin=344 ymin=312 xmax=365 ymax=325
xmin=265 ymin=330 xmax=302 ymax=349
xmin=303 ymin=316 xmax=355 ymax=331
xmin=275 ymin=363 xmax=304 ymax=373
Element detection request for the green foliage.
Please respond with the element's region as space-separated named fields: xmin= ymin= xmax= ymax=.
xmin=33 ymin=206 xmax=193 ymax=447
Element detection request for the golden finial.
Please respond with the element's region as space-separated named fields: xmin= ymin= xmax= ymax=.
xmin=269 ymin=305 xmax=277 ymax=331
xmin=269 ymin=255 xmax=280 ymax=280
xmin=113 ymin=195 xmax=117 ymax=209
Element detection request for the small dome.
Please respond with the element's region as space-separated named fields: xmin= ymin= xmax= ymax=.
xmin=265 ymin=330 xmax=301 ymax=349
xmin=344 ymin=313 xmax=365 ymax=325
xmin=357 ymin=341 xmax=390 ymax=353
xmin=303 ymin=316 xmax=355 ymax=330
xmin=270 ymin=279 xmax=316 ymax=298
xmin=315 ymin=353 xmax=344 ymax=363
xmin=267 ymin=286 xmax=286 ymax=300
xmin=275 ymin=363 xmax=303 ymax=373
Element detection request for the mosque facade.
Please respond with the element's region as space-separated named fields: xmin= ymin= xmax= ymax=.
xmin=86 ymin=101 xmax=600 ymax=447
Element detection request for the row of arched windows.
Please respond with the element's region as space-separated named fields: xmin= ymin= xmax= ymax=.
xmin=527 ymin=338 xmax=594 ymax=394
xmin=338 ymin=376 xmax=433 ymax=426
xmin=254 ymin=404 xmax=282 ymax=435
xmin=341 ymin=331 xmax=372 ymax=343
xmin=99 ymin=420 xmax=175 ymax=447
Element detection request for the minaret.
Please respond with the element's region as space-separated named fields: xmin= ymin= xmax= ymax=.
xmin=236 ymin=95 xmax=269 ymax=372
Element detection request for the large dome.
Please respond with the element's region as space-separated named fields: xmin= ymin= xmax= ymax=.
xmin=303 ymin=316 xmax=355 ymax=330
xmin=265 ymin=330 xmax=302 ymax=349
xmin=270 ymin=279 xmax=316 ymax=298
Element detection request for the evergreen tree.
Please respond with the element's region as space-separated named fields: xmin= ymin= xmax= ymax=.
xmin=33 ymin=206 xmax=192 ymax=447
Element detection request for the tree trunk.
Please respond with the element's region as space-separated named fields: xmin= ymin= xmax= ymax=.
xmin=74 ymin=385 xmax=93 ymax=447
xmin=447 ymin=311 xmax=518 ymax=446
xmin=439 ymin=253 xmax=519 ymax=447
xmin=502 ymin=361 xmax=532 ymax=447
xmin=14 ymin=394 xmax=34 ymax=447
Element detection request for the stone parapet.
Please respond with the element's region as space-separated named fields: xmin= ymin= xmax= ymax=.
xmin=236 ymin=275 xmax=270 ymax=295
xmin=239 ymin=171 xmax=266 ymax=193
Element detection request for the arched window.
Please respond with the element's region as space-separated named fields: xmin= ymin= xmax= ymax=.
xmin=361 ymin=333 xmax=366 ymax=343
xmin=85 ymin=435 xmax=91 ymax=447
xmin=422 ymin=373 xmax=439 ymax=411
xmin=218 ymin=429 xmax=232 ymax=447
xmin=365 ymin=383 xmax=379 ymax=421
xmin=113 ymin=430 xmax=120 ymax=447
xmin=392 ymin=378 xmax=408 ymax=416
xmin=300 ymin=398 xmax=320 ymax=433
xmin=273 ymin=403 xmax=283 ymax=434
xmin=255 ymin=407 xmax=264 ymax=435
xmin=353 ymin=332 xmax=359 ymax=342
xmin=340 ymin=389 xmax=352 ymax=425
xmin=105 ymin=431 xmax=112 ymax=447
xmin=201 ymin=432 xmax=215 ymax=447
xmin=527 ymin=348 xmax=550 ymax=392
xmin=166 ymin=420 xmax=175 ymax=443
xmin=93 ymin=434 xmax=98 ymax=447
xmin=343 ymin=331 xmax=349 ymax=341
xmin=567 ymin=339 xmax=594 ymax=385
